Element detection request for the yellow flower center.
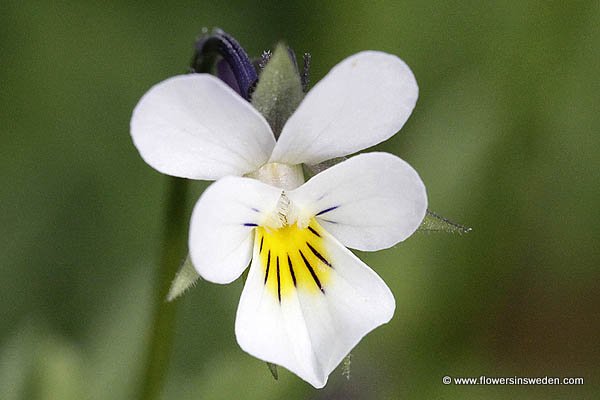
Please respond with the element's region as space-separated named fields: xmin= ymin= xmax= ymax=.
xmin=256 ymin=218 xmax=332 ymax=301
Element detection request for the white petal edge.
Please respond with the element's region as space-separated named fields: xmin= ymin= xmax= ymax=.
xmin=189 ymin=177 xmax=281 ymax=284
xmin=289 ymin=152 xmax=427 ymax=251
xmin=235 ymin=229 xmax=395 ymax=388
xmin=269 ymin=51 xmax=418 ymax=165
xmin=131 ymin=74 xmax=275 ymax=180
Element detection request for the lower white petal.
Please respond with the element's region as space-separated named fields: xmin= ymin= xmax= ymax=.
xmin=235 ymin=221 xmax=395 ymax=388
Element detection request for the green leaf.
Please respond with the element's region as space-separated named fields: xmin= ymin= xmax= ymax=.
xmin=266 ymin=362 xmax=278 ymax=380
xmin=166 ymin=255 xmax=200 ymax=301
xmin=251 ymin=43 xmax=304 ymax=138
xmin=418 ymin=210 xmax=472 ymax=234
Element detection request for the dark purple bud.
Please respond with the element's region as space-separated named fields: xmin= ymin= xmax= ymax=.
xmin=190 ymin=29 xmax=258 ymax=100
xmin=216 ymin=58 xmax=241 ymax=94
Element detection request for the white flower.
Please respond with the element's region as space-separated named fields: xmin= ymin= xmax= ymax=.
xmin=131 ymin=51 xmax=427 ymax=388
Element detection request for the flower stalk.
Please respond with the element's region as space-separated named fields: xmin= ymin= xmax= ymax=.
xmin=136 ymin=176 xmax=189 ymax=400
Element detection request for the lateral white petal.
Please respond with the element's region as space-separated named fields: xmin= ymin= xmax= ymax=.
xmin=235 ymin=228 xmax=395 ymax=388
xmin=290 ymin=152 xmax=427 ymax=251
xmin=189 ymin=177 xmax=281 ymax=284
xmin=270 ymin=51 xmax=418 ymax=165
xmin=131 ymin=74 xmax=275 ymax=180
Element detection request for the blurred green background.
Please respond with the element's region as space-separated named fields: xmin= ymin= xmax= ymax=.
xmin=1 ymin=0 xmax=598 ymax=399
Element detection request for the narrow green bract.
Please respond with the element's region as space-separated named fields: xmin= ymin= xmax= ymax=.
xmin=167 ymin=255 xmax=201 ymax=302
xmin=266 ymin=362 xmax=278 ymax=380
xmin=418 ymin=210 xmax=472 ymax=234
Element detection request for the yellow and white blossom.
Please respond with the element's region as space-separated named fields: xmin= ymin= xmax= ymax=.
xmin=131 ymin=51 xmax=427 ymax=388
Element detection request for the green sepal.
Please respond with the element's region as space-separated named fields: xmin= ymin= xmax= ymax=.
xmin=166 ymin=254 xmax=201 ymax=302
xmin=251 ymin=43 xmax=304 ymax=138
xmin=418 ymin=210 xmax=472 ymax=234
xmin=266 ymin=362 xmax=279 ymax=380
xmin=303 ymin=157 xmax=348 ymax=178
xmin=341 ymin=353 xmax=352 ymax=380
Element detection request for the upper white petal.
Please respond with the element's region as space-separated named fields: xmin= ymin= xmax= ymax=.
xmin=189 ymin=176 xmax=281 ymax=284
xmin=235 ymin=229 xmax=394 ymax=388
xmin=131 ymin=74 xmax=275 ymax=180
xmin=289 ymin=152 xmax=427 ymax=251
xmin=269 ymin=51 xmax=418 ymax=165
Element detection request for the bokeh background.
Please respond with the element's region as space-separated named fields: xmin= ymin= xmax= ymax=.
xmin=1 ymin=1 xmax=598 ymax=399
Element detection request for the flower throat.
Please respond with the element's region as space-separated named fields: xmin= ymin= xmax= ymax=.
xmin=256 ymin=218 xmax=332 ymax=302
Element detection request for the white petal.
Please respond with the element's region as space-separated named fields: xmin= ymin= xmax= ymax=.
xmin=289 ymin=152 xmax=427 ymax=251
xmin=235 ymin=225 xmax=395 ymax=388
xmin=189 ymin=177 xmax=281 ymax=284
xmin=131 ymin=74 xmax=275 ymax=180
xmin=270 ymin=51 xmax=418 ymax=165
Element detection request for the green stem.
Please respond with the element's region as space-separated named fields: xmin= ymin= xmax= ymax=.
xmin=137 ymin=176 xmax=189 ymax=400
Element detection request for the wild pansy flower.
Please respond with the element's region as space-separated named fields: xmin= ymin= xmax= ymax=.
xmin=131 ymin=42 xmax=427 ymax=387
